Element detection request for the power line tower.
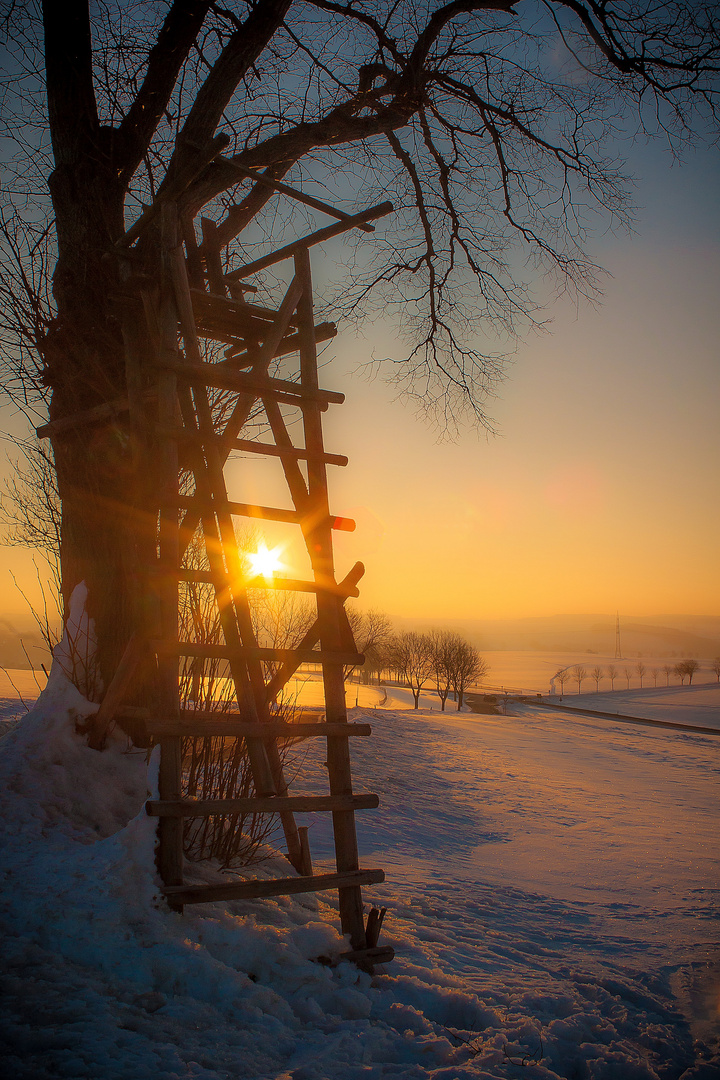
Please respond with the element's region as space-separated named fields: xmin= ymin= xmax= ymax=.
xmin=614 ymin=612 xmax=622 ymax=659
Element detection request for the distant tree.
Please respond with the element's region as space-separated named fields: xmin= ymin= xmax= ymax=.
xmin=591 ymin=665 xmax=604 ymax=692
xmin=650 ymin=667 xmax=659 ymax=687
xmin=712 ymin=658 xmax=720 ymax=684
xmin=387 ymin=632 xmax=434 ymax=709
xmin=427 ymin=629 xmax=453 ymax=711
xmin=448 ymin=639 xmax=488 ymax=711
xmin=345 ymin=608 xmax=393 ymax=682
xmin=606 ymin=664 xmax=618 ymax=691
xmin=554 ymin=669 xmax=570 ymax=696
xmin=571 ymin=665 xmax=587 ymax=694
xmin=663 ymin=664 xmax=673 ymax=686
xmin=635 ymin=661 xmax=646 ymax=688
xmin=678 ymin=658 xmax=700 ymax=685
xmin=673 ymin=662 xmax=686 ymax=686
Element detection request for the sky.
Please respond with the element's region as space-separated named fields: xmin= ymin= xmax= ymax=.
xmin=219 ymin=139 xmax=720 ymax=623
xmin=1 ymin=139 xmax=719 ymax=626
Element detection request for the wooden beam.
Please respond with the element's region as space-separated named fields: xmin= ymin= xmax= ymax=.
xmin=146 ymin=793 xmax=379 ymax=817
xmin=35 ymin=391 xmax=156 ymax=440
xmin=222 ymin=321 xmax=337 ymax=360
xmin=173 ymin=495 xmax=356 ymax=532
xmin=212 ymin=158 xmax=376 ymax=233
xmin=158 ymin=359 xmax=344 ymax=407
xmin=149 ymin=720 xmax=372 ymax=738
xmin=225 ymin=202 xmax=394 ymax=280
xmin=192 ymin=288 xmax=295 ymax=326
xmin=264 ymin=562 xmax=365 ymax=703
xmin=162 ymin=868 xmax=384 ymax=906
xmin=152 ymin=566 xmax=360 ymax=598
xmin=160 ymin=428 xmax=348 ymax=467
xmin=325 ymin=945 xmax=395 ymax=968
xmin=86 ymin=634 xmax=146 ymax=750
xmin=152 ymin=640 xmax=364 ymax=666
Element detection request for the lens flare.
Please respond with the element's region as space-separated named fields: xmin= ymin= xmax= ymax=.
xmin=247 ymin=543 xmax=284 ymax=579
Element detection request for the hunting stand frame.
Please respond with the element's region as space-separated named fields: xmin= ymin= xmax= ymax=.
xmin=38 ymin=159 xmax=393 ymax=968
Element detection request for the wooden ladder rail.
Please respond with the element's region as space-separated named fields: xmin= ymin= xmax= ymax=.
xmin=154 ymin=205 xmax=185 ymax=905
xmin=169 ymin=238 xmax=304 ymax=871
xmin=294 ymin=246 xmax=368 ymax=952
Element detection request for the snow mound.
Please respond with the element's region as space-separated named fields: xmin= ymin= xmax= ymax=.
xmin=1 ymin=640 xmax=716 ymax=1078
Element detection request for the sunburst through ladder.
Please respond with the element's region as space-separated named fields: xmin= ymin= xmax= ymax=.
xmin=40 ymin=175 xmax=394 ymax=968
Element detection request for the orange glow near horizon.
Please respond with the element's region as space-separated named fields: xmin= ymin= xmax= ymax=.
xmin=0 ymin=156 xmax=718 ymax=629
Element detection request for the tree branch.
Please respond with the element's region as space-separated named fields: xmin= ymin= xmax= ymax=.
xmin=116 ymin=0 xmax=215 ymax=187
xmin=173 ymin=0 xmax=293 ymax=161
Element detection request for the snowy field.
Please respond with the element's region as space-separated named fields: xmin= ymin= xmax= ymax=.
xmin=1 ymin=658 xmax=718 ymax=1079
xmin=546 ymin=684 xmax=720 ymax=732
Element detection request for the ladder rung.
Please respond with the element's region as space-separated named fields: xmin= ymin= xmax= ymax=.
xmin=190 ymin=287 xmax=298 ymax=332
xmin=158 ymin=360 xmax=344 ymax=406
xmin=223 ymin=321 xmax=337 ymax=362
xmin=148 ymin=720 xmax=372 ymax=738
xmin=146 ymin=793 xmax=379 ymax=817
xmin=154 ymin=567 xmax=359 ymax=597
xmin=175 ymin=495 xmax=356 ymax=533
xmin=36 ymin=389 xmax=157 ymax=439
xmin=160 ymin=428 xmax=348 ymax=467
xmin=323 ymin=945 xmax=395 ymax=967
xmin=163 ymin=868 xmax=385 ymax=906
xmin=153 ymin=640 xmax=364 ymax=666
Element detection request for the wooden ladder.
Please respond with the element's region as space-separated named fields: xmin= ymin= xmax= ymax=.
xmin=126 ymin=200 xmax=390 ymax=962
xmin=38 ymin=183 xmax=394 ymax=965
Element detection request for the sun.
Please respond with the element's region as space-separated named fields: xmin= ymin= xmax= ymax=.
xmin=247 ymin=543 xmax=284 ymax=579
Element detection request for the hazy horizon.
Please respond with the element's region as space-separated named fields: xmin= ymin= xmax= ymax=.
xmin=1 ymin=138 xmax=719 ymax=624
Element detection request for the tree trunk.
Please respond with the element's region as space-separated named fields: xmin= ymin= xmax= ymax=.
xmin=44 ymin=161 xmax=156 ymax=691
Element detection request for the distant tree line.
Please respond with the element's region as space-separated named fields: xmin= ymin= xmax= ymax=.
xmin=345 ymin=621 xmax=488 ymax=711
xmin=555 ymin=658 xmax=705 ymax=695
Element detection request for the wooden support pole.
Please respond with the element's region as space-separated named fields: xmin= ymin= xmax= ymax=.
xmin=295 ymin=247 xmax=367 ymax=951
xmin=156 ymin=204 xmax=185 ymax=906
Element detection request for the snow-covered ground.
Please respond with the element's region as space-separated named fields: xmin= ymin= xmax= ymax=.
xmin=1 ymin=660 xmax=718 ymax=1079
xmin=546 ymin=683 xmax=720 ymax=732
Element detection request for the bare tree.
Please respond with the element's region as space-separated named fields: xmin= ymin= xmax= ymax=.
xmin=635 ymin=661 xmax=646 ymax=688
xmin=712 ymin=658 xmax=720 ymax=684
xmin=591 ymin=665 xmax=604 ymax=692
xmin=428 ymin=629 xmax=456 ymax=711
xmin=554 ymin=668 xmax=570 ymax=696
xmin=606 ymin=664 xmax=618 ymax=691
xmin=673 ymin=662 xmax=686 ymax=686
xmin=448 ymin=637 xmax=488 ymax=711
xmin=571 ymin=664 xmax=587 ymax=694
xmin=2 ymin=1 xmax=719 ymax=685
xmin=345 ymin=608 xmax=393 ymax=683
xmin=677 ymin=658 xmax=700 ymax=685
xmin=623 ymin=667 xmax=632 ymax=689
xmin=650 ymin=667 xmax=659 ymax=687
xmin=387 ymin=631 xmax=434 ymax=709
xmin=663 ymin=664 xmax=673 ymax=686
